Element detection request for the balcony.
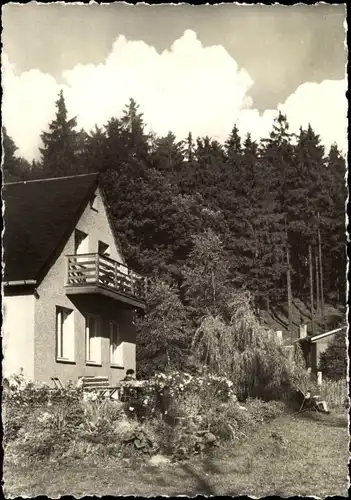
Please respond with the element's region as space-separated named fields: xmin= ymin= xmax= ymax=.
xmin=65 ymin=253 xmax=147 ymax=309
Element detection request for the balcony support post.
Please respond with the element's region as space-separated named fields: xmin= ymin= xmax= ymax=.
xmin=65 ymin=256 xmax=70 ymax=286
xmin=130 ymin=270 xmax=134 ymax=295
xmin=114 ymin=261 xmax=119 ymax=290
xmin=95 ymin=254 xmax=100 ymax=284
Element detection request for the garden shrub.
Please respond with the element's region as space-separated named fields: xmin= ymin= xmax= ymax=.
xmin=127 ymin=370 xmax=237 ymax=421
xmin=319 ymin=331 xmax=347 ymax=380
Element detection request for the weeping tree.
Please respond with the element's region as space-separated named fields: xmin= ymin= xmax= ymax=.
xmin=192 ymin=290 xmax=308 ymax=400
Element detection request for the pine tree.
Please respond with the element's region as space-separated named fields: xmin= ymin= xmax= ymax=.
xmin=287 ymin=124 xmax=327 ymax=300
xmin=185 ymin=132 xmax=195 ymax=162
xmin=151 ymin=131 xmax=185 ymax=181
xmin=120 ymin=98 xmax=149 ymax=160
xmin=39 ymin=90 xmax=81 ymax=178
xmin=224 ymin=124 xmax=242 ymax=161
xmin=259 ymin=113 xmax=297 ymax=304
xmin=322 ymin=143 xmax=347 ymax=304
xmin=2 ymin=127 xmax=31 ymax=182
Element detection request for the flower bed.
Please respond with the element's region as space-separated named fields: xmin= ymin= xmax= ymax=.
xmin=3 ymin=370 xmax=285 ymax=464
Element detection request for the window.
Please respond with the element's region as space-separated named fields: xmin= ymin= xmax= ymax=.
xmin=85 ymin=316 xmax=101 ymax=364
xmin=56 ymin=307 xmax=75 ymax=361
xmin=90 ymin=194 xmax=99 ymax=211
xmin=74 ymin=229 xmax=88 ymax=255
xmin=110 ymin=321 xmax=123 ymax=366
xmin=98 ymin=241 xmax=110 ymax=256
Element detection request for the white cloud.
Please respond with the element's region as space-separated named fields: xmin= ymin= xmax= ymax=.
xmin=2 ymin=30 xmax=347 ymax=161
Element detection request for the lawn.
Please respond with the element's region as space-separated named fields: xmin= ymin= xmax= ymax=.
xmin=3 ymin=410 xmax=349 ymax=498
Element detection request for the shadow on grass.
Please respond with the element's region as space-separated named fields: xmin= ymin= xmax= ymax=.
xmin=296 ymin=411 xmax=348 ymax=429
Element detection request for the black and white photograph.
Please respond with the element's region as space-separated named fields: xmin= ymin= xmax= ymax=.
xmin=1 ymin=2 xmax=348 ymax=497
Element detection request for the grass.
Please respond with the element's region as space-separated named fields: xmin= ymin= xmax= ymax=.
xmin=3 ymin=410 xmax=349 ymax=498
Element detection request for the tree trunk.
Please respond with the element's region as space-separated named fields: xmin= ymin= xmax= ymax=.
xmin=309 ymin=244 xmax=316 ymax=335
xmin=317 ymin=216 xmax=325 ymax=326
xmin=315 ymin=251 xmax=320 ymax=322
xmin=285 ymin=217 xmax=293 ymax=338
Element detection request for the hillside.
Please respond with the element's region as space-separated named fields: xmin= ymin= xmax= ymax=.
xmin=260 ymin=298 xmax=345 ymax=344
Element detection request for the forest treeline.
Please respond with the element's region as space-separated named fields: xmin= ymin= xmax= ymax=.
xmin=2 ymin=91 xmax=347 ymax=313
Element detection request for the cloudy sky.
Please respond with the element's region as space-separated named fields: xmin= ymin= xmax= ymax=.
xmin=2 ymin=2 xmax=347 ymax=161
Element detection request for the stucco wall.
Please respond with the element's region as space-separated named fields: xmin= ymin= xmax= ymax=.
xmin=34 ymin=188 xmax=136 ymax=385
xmin=76 ymin=188 xmax=124 ymax=263
xmin=2 ymin=295 xmax=35 ymax=379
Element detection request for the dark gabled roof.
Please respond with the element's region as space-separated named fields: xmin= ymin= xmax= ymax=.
xmin=3 ymin=173 xmax=99 ymax=283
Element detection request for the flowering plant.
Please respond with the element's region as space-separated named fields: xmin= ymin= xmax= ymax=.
xmin=121 ymin=370 xmax=237 ymax=419
xmin=143 ymin=370 xmax=235 ymax=400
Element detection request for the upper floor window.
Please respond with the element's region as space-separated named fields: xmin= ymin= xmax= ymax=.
xmin=98 ymin=241 xmax=110 ymax=257
xmin=90 ymin=194 xmax=99 ymax=211
xmin=74 ymin=229 xmax=88 ymax=255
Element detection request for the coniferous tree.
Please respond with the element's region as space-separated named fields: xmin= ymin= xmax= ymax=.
xmin=151 ymin=131 xmax=185 ymax=179
xmin=322 ymin=143 xmax=347 ymax=303
xmin=2 ymin=127 xmax=31 ymax=182
xmin=260 ymin=112 xmax=296 ymax=304
xmin=39 ymin=90 xmax=81 ymax=178
xmin=224 ymin=124 xmax=242 ymax=161
xmin=120 ymin=98 xmax=150 ymax=160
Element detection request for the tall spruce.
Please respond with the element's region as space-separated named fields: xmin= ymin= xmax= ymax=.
xmin=322 ymin=143 xmax=347 ymax=303
xmin=288 ymin=124 xmax=327 ymax=302
xmin=2 ymin=127 xmax=32 ymax=182
xmin=39 ymin=90 xmax=81 ymax=178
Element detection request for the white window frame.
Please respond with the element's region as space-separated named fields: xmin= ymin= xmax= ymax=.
xmin=110 ymin=321 xmax=123 ymax=366
xmin=85 ymin=315 xmax=102 ymax=364
xmin=56 ymin=306 xmax=75 ymax=362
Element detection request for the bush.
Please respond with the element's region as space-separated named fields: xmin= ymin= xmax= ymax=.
xmin=319 ymin=332 xmax=347 ymax=380
xmin=146 ymin=381 xmax=285 ymax=460
xmin=3 ymin=370 xmax=286 ymax=464
xmin=122 ymin=371 xmax=236 ymax=421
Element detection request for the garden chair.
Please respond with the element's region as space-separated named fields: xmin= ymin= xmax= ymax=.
xmin=296 ymin=385 xmax=330 ymax=414
xmin=51 ymin=376 xmax=65 ymax=390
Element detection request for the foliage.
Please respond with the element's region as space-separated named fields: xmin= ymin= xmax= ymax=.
xmin=149 ymin=387 xmax=284 ymax=460
xmin=11 ymin=96 xmax=345 ymax=314
xmin=136 ymin=280 xmax=192 ymax=378
xmin=318 ymin=332 xmax=347 ymax=380
xmin=182 ymin=229 xmax=233 ymax=320
xmin=192 ymin=289 xmax=305 ymax=400
xmin=39 ymin=90 xmax=82 ymax=178
xmin=3 ymin=369 xmax=287 ymax=465
xmin=2 ymin=127 xmax=32 ymax=182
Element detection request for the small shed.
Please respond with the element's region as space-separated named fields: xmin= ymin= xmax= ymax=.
xmin=296 ymin=325 xmax=347 ymax=374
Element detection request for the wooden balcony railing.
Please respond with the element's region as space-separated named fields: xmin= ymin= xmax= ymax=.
xmin=65 ymin=253 xmax=147 ymax=302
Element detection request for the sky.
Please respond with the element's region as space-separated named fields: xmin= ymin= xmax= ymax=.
xmin=2 ymin=2 xmax=347 ymax=161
